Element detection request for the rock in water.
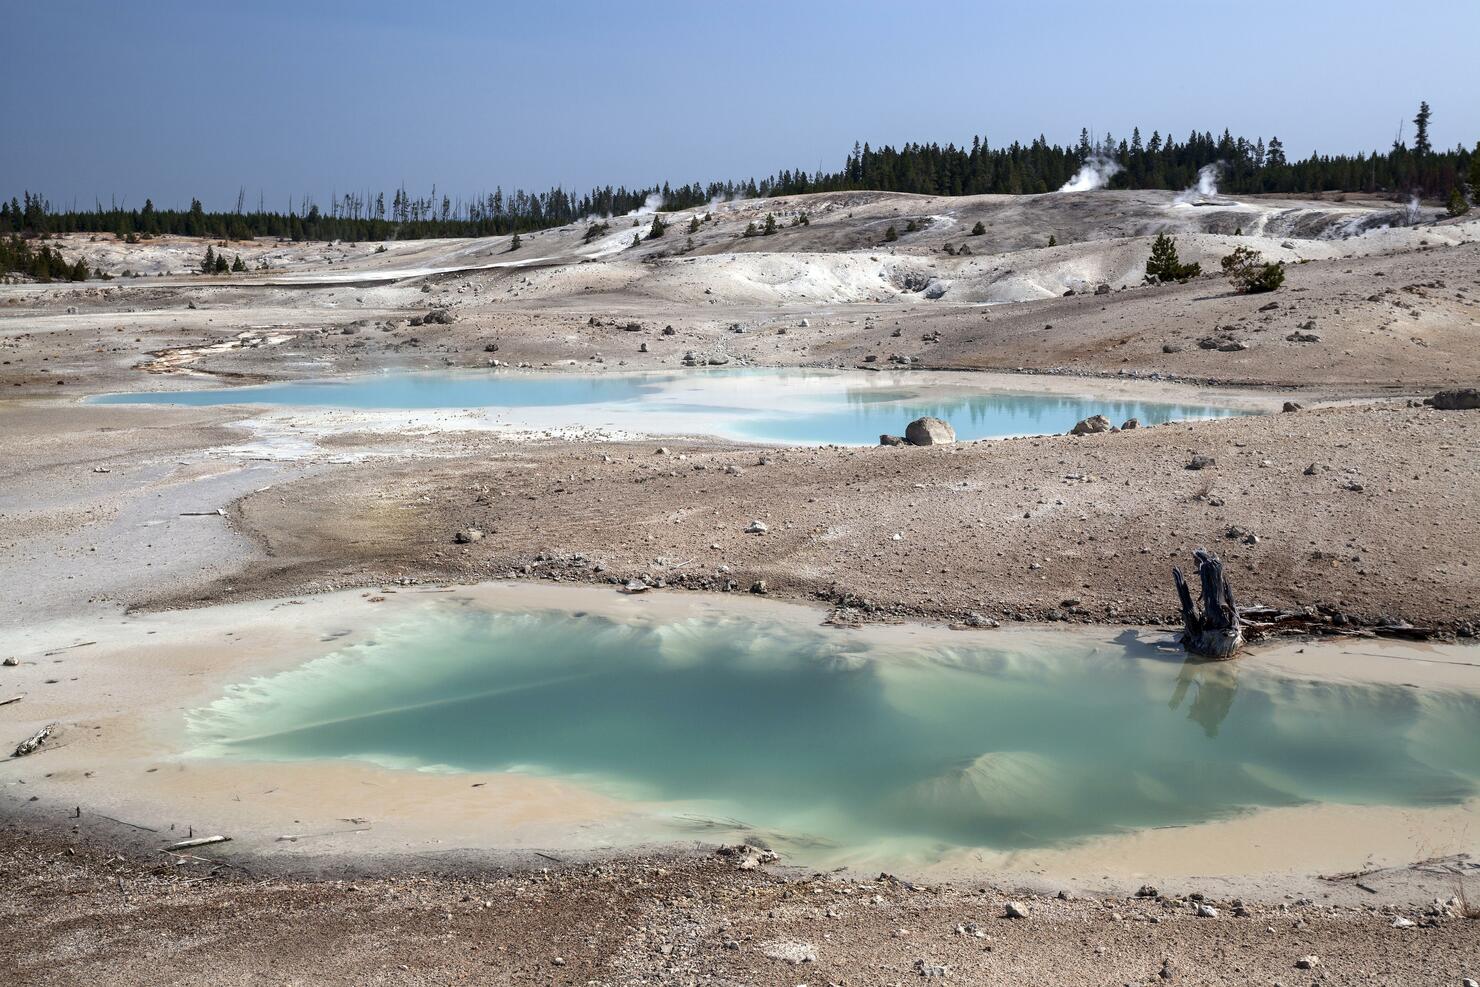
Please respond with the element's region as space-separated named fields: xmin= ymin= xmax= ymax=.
xmin=1429 ymin=387 xmax=1480 ymax=410
xmin=905 ymin=417 xmax=956 ymax=446
xmin=1070 ymin=415 xmax=1110 ymax=436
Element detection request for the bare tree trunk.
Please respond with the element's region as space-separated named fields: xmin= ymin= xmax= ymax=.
xmin=1172 ymin=549 xmax=1244 ymax=659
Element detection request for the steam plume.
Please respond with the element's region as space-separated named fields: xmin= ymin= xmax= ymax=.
xmin=1057 ymin=155 xmax=1122 ymax=193
xmin=1174 ymin=162 xmax=1223 ymax=204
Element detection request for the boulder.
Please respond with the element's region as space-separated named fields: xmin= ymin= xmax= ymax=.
xmin=1121 ymin=418 xmax=1140 ymax=430
xmin=1430 ymin=387 xmax=1480 ymax=410
xmin=1282 ymin=401 xmax=1303 ymax=412
xmin=879 ymin=433 xmax=906 ymax=446
xmin=1069 ymin=414 xmax=1111 ymax=436
xmin=905 ymin=417 xmax=956 ymax=446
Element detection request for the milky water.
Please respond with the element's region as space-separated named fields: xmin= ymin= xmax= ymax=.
xmin=95 ymin=369 xmax=1242 ymax=444
xmin=187 ymin=601 xmax=1480 ymax=863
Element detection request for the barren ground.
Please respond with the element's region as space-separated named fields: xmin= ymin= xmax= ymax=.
xmin=3 ymin=189 xmax=1479 ymax=982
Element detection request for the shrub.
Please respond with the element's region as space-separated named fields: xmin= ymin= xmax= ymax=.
xmin=1220 ymin=245 xmax=1285 ymax=293
xmin=883 ymin=225 xmax=899 ymax=243
xmin=1047 ymin=234 xmax=1057 ymax=247
xmin=906 ymin=219 xmax=919 ymax=232
xmin=509 ymin=232 xmax=521 ymax=251
xmin=1144 ymin=233 xmax=1202 ymax=284
xmin=1448 ymin=188 xmax=1471 ymax=217
xmin=970 ymin=221 xmax=985 ymax=236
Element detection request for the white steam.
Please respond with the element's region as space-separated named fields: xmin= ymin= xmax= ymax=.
xmin=628 ymin=192 xmax=666 ymax=217
xmin=1057 ymin=155 xmax=1122 ymax=193
xmin=1405 ymin=194 xmax=1422 ymax=225
xmin=1174 ymin=163 xmax=1223 ymax=204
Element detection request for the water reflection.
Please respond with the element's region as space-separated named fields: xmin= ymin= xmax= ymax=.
xmin=1169 ymin=656 xmax=1241 ymax=738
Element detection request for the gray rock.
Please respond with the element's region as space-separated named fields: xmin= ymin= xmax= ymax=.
xmin=1295 ymin=956 xmax=1321 ymax=970
xmin=1095 ymin=283 xmax=1111 ymax=295
xmin=1004 ymin=901 xmax=1028 ymax=919
xmin=1069 ymin=414 xmax=1111 ymax=436
xmin=1162 ymin=342 xmax=1183 ymax=353
xmin=761 ymin=940 xmax=815 ymax=965
xmin=453 ymin=528 xmax=483 ymax=544
xmin=745 ymin=520 xmax=769 ymax=534
xmin=1430 ymin=387 xmax=1480 ymax=410
xmin=1196 ymin=903 xmax=1219 ymax=918
xmin=879 ymin=433 xmax=906 ymax=446
xmin=913 ymin=959 xmax=948 ymax=978
xmin=638 ymin=342 xmax=649 ymax=353
xmin=1121 ymin=418 xmax=1140 ymax=430
xmin=1186 ymin=455 xmax=1216 ymax=470
xmin=1282 ymin=401 xmax=1303 ymax=412
xmin=905 ymin=417 xmax=956 ymax=446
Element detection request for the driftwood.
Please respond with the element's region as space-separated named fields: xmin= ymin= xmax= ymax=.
xmin=11 ymin=722 xmax=58 ymax=758
xmin=162 ymin=835 xmax=231 ymax=852
xmin=1172 ymin=549 xmax=1244 ymax=659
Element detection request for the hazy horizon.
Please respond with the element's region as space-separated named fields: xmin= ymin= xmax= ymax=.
xmin=5 ymin=0 xmax=1478 ymax=211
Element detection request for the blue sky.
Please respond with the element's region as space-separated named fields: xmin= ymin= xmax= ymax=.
xmin=5 ymin=0 xmax=1477 ymax=210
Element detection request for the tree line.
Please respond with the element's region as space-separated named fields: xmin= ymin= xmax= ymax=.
xmin=2 ymin=103 xmax=1474 ymax=254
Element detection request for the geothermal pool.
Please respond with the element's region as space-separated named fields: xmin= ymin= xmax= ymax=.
xmin=95 ymin=369 xmax=1243 ymax=444
xmin=186 ymin=599 xmax=1480 ymax=863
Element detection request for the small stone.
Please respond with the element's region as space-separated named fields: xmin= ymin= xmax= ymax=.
xmin=1295 ymin=956 xmax=1321 ymax=970
xmin=1391 ymin=916 xmax=1416 ymax=928
xmin=1196 ymin=903 xmax=1218 ymax=918
xmin=1282 ymin=401 xmax=1303 ymax=412
xmin=879 ymin=433 xmax=906 ymax=446
xmin=1135 ymin=884 xmax=1160 ymax=898
xmin=913 ymin=958 xmax=948 ymax=978
xmin=2 ymin=657 xmax=18 ymax=667
xmin=749 ymin=580 xmax=768 ymax=595
xmin=1162 ymin=343 xmax=1183 ymax=353
xmin=745 ymin=520 xmax=769 ymax=534
xmin=453 ymin=528 xmax=483 ymax=544
xmin=761 ymin=940 xmax=816 ymax=965
xmin=1003 ymin=901 xmax=1028 ymax=919
xmin=1186 ymin=454 xmax=1216 ymax=470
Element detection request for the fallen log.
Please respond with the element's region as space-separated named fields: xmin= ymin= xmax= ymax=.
xmin=162 ymin=835 xmax=231 ymax=852
xmin=1172 ymin=549 xmax=1244 ymax=659
xmin=12 ymin=722 xmax=58 ymax=758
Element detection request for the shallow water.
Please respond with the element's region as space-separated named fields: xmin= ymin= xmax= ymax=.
xmin=96 ymin=369 xmax=1241 ymax=444
xmin=187 ymin=602 xmax=1480 ymax=862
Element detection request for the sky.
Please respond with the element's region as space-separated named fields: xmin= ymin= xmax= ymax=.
xmin=5 ymin=0 xmax=1478 ymax=211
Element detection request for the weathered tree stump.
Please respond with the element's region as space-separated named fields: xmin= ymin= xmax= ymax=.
xmin=1172 ymin=549 xmax=1243 ymax=659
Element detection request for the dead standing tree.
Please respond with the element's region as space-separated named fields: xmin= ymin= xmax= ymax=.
xmin=1172 ymin=549 xmax=1244 ymax=659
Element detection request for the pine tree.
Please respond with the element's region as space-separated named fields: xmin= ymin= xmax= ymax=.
xmin=1412 ymin=101 xmax=1432 ymax=156
xmin=231 ymin=254 xmax=247 ymax=272
xmin=213 ymin=251 xmax=229 ymax=274
xmin=509 ymin=232 xmax=521 ymax=251
xmin=648 ymin=214 xmax=667 ymax=239
xmin=200 ymin=245 xmax=215 ymax=273
xmin=1220 ymin=246 xmax=1284 ymax=293
xmin=1047 ymin=234 xmax=1057 ymax=247
xmin=762 ymin=213 xmax=778 ymax=235
xmin=687 ymin=215 xmax=700 ymax=234
xmin=1144 ymin=233 xmax=1201 ymax=283
xmin=1447 ymin=188 xmax=1470 ymax=217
